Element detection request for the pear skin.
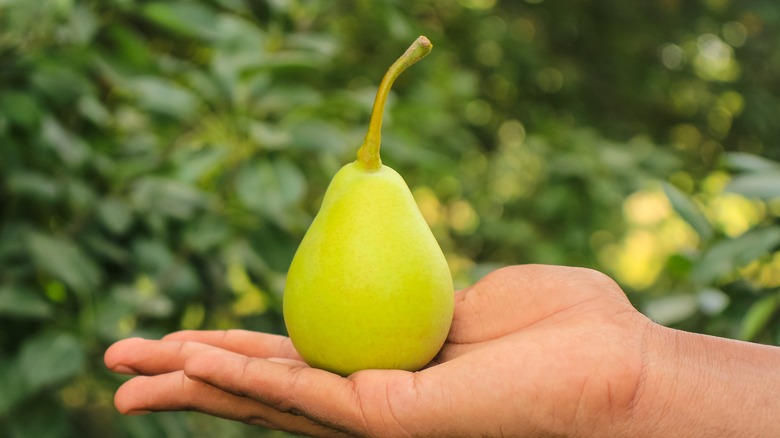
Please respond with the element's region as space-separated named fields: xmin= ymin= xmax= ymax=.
xmin=283 ymin=163 xmax=454 ymax=375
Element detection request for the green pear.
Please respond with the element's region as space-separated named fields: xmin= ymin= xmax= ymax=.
xmin=283 ymin=36 xmax=454 ymax=376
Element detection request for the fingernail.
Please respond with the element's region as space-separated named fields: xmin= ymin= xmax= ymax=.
xmin=111 ymin=365 xmax=137 ymax=374
xmin=126 ymin=410 xmax=152 ymax=416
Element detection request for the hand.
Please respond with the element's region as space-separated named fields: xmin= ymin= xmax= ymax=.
xmin=105 ymin=264 xmax=652 ymax=437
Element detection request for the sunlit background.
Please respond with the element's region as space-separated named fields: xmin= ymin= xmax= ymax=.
xmin=1 ymin=0 xmax=779 ymax=436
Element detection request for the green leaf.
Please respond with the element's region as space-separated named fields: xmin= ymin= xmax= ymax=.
xmin=739 ymin=294 xmax=779 ymax=341
xmin=95 ymin=287 xmax=136 ymax=341
xmin=725 ymin=171 xmax=780 ymax=200
xmin=27 ymin=232 xmax=101 ymax=293
xmin=164 ymin=263 xmax=201 ymax=297
xmin=249 ymin=121 xmax=293 ymax=150
xmin=97 ymin=197 xmax=134 ymax=235
xmin=40 ymin=116 xmax=89 ymax=168
xmin=692 ymin=227 xmax=780 ymax=285
xmin=211 ymin=13 xmax=265 ymax=51
xmin=66 ymin=177 xmax=97 ymax=210
xmin=0 ymin=358 xmax=28 ymax=415
xmin=0 ymin=91 xmax=41 ymax=128
xmin=18 ymin=332 xmax=86 ymax=393
xmin=236 ymin=158 xmax=306 ymax=218
xmin=77 ymin=95 xmax=111 ymax=126
xmin=665 ymin=253 xmax=694 ymax=281
xmin=175 ymin=148 xmax=228 ymax=183
xmin=0 ymin=286 xmax=53 ymax=319
xmin=289 ymin=119 xmax=351 ymax=154
xmin=130 ymin=239 xmax=199 ymax=297
xmin=132 ymin=239 xmax=174 ymax=273
xmin=642 ymin=294 xmax=698 ymax=326
xmin=721 ymin=152 xmax=780 ymax=173
xmin=31 ymin=63 xmax=92 ymax=106
xmin=697 ymin=287 xmax=730 ymax=316
xmin=63 ymin=3 xmax=98 ymax=44
xmin=129 ymin=77 xmax=199 ymax=121
xmin=124 ymin=286 xmax=176 ymax=318
xmin=6 ymin=171 xmax=60 ymax=202
xmin=82 ymin=232 xmax=131 ymax=265
xmin=663 ymin=183 xmax=714 ymax=242
xmin=183 ymin=215 xmax=231 ymax=252
xmin=131 ymin=177 xmax=209 ymax=220
xmin=102 ymin=23 xmax=156 ymax=70
xmin=142 ymin=2 xmax=218 ymax=40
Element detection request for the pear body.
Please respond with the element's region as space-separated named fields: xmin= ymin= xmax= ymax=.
xmin=283 ymin=162 xmax=454 ymax=376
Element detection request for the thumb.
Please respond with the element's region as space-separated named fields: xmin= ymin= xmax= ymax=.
xmin=448 ymin=264 xmax=627 ymax=343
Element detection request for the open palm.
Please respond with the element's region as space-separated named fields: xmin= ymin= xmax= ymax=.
xmin=105 ymin=265 xmax=651 ymax=437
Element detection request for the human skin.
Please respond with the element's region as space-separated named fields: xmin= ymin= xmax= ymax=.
xmin=104 ymin=264 xmax=780 ymax=437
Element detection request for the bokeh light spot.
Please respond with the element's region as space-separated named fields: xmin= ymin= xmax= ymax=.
xmin=536 ymin=67 xmax=564 ymax=93
xmin=722 ymin=21 xmax=748 ymax=47
xmin=660 ymin=43 xmax=686 ymax=70
xmin=694 ymin=33 xmax=739 ymax=82
xmin=465 ymin=99 xmax=493 ymax=126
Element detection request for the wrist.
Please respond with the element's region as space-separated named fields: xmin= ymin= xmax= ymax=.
xmin=625 ymin=321 xmax=780 ymax=437
xmin=621 ymin=321 xmax=683 ymax=437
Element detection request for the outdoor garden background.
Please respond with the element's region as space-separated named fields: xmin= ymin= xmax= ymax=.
xmin=2 ymin=0 xmax=780 ymax=436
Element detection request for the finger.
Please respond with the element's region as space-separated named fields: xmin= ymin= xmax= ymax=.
xmin=162 ymin=329 xmax=302 ymax=361
xmin=184 ymin=350 xmax=373 ymax=436
xmin=115 ymin=372 xmax=346 ymax=437
xmin=430 ymin=339 xmax=490 ymax=364
xmin=105 ymin=331 xmax=303 ymax=376
xmin=449 ymin=264 xmax=627 ymax=343
xmin=105 ymin=338 xmax=233 ymax=376
xmin=264 ymin=357 xmax=309 ymax=367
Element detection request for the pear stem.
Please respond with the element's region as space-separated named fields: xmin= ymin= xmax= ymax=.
xmin=356 ymin=36 xmax=433 ymax=171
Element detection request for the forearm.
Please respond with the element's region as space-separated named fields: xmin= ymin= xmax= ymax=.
xmin=629 ymin=323 xmax=780 ymax=437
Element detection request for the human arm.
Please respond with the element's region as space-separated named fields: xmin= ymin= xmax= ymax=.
xmin=628 ymin=322 xmax=780 ymax=437
xmin=104 ymin=264 xmax=780 ymax=437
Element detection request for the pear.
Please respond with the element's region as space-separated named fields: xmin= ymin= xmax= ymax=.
xmin=283 ymin=36 xmax=454 ymax=376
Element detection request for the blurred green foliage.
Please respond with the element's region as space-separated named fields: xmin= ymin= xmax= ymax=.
xmin=1 ymin=0 xmax=778 ymax=436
